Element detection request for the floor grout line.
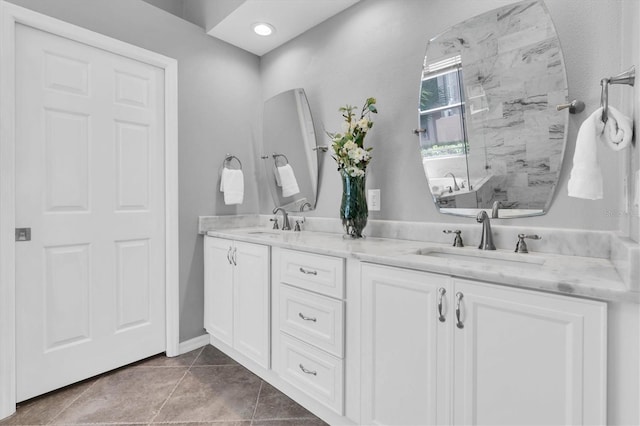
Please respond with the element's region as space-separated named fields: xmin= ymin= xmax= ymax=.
xmin=249 ymin=380 xmax=264 ymax=426
xmin=188 ymin=346 xmax=206 ymax=371
xmin=45 ymin=378 xmax=100 ymax=425
xmin=5 ymin=347 xmax=324 ymax=426
xmin=147 ymin=347 xmax=203 ymax=425
xmin=146 ymin=368 xmax=189 ymax=425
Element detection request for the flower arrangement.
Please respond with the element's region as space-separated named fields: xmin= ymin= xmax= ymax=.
xmin=328 ymin=97 xmax=377 ymax=177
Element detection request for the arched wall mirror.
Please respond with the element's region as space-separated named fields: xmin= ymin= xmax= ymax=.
xmin=417 ymin=0 xmax=569 ymax=218
xmin=263 ymin=88 xmax=320 ymax=212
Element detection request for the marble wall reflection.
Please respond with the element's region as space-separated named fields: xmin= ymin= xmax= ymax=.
xmin=424 ymin=0 xmax=568 ymax=214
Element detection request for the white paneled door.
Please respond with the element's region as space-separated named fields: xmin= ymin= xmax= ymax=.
xmin=15 ymin=23 xmax=166 ymax=401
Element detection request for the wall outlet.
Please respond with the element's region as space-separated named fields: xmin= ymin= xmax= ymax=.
xmin=368 ymin=189 xmax=380 ymax=211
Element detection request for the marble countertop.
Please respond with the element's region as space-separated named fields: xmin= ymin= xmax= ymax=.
xmin=205 ymin=226 xmax=638 ymax=304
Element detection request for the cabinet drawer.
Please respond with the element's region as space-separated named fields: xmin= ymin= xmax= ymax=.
xmin=279 ymin=249 xmax=344 ymax=298
xmin=279 ymin=284 xmax=344 ymax=357
xmin=278 ymin=333 xmax=344 ymax=414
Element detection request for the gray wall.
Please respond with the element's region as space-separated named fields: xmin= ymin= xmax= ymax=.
xmin=620 ymin=0 xmax=640 ymax=241
xmin=8 ymin=0 xmax=638 ymax=343
xmin=8 ymin=0 xmax=262 ymax=341
xmin=260 ymin=0 xmax=639 ymax=237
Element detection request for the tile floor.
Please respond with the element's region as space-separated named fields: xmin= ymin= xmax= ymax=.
xmin=1 ymin=345 xmax=327 ymax=426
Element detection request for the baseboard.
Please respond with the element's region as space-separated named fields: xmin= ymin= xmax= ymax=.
xmin=178 ymin=334 xmax=210 ymax=355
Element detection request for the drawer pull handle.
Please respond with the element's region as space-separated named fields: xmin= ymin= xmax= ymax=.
xmin=455 ymin=291 xmax=464 ymax=329
xmin=299 ymin=267 xmax=318 ymax=276
xmin=299 ymin=363 xmax=317 ymax=376
xmin=437 ymin=287 xmax=446 ymax=322
xmin=298 ymin=312 xmax=317 ymax=322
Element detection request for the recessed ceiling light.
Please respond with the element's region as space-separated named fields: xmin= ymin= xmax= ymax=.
xmin=252 ymin=23 xmax=275 ymax=37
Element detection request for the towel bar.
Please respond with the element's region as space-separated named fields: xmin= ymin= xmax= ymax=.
xmin=600 ymin=66 xmax=635 ymax=123
xmin=272 ymin=153 xmax=289 ymax=167
xmin=223 ymin=154 xmax=242 ymax=170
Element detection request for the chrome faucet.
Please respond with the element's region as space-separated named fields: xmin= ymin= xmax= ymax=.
xmin=476 ymin=210 xmax=496 ymax=250
xmin=445 ymin=172 xmax=460 ymax=191
xmin=272 ymin=207 xmax=291 ymax=230
xmin=491 ymin=201 xmax=502 ymax=219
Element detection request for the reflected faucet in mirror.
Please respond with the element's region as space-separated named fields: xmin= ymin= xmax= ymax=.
xmin=491 ymin=201 xmax=502 ymax=219
xmin=299 ymin=202 xmax=312 ymax=212
xmin=445 ymin=172 xmax=460 ymax=191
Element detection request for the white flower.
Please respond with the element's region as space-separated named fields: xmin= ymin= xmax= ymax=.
xmin=358 ymin=118 xmax=369 ymax=132
xmin=343 ymin=140 xmax=357 ymax=151
xmin=347 ymin=166 xmax=365 ymax=177
xmin=348 ymin=147 xmax=366 ymax=164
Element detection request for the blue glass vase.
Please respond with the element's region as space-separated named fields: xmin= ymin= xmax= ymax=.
xmin=340 ymin=169 xmax=368 ymax=238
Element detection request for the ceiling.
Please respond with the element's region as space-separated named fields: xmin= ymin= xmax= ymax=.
xmin=145 ymin=0 xmax=360 ymax=56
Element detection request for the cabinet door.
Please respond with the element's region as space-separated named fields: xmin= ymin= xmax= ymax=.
xmin=361 ymin=264 xmax=451 ymax=426
xmin=204 ymin=237 xmax=234 ymax=346
xmin=234 ymin=241 xmax=270 ymax=368
xmin=452 ymin=279 xmax=606 ymax=426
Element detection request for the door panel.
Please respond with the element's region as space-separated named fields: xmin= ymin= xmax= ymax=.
xmin=234 ymin=242 xmax=270 ymax=368
xmin=15 ymin=23 xmax=166 ymax=401
xmin=115 ymin=239 xmax=151 ymax=331
xmin=204 ymin=237 xmax=234 ymax=346
xmin=453 ymin=279 xmax=607 ymax=426
xmin=361 ymin=264 xmax=450 ymax=426
xmin=44 ymin=109 xmax=90 ymax=212
xmin=115 ymin=122 xmax=151 ymax=210
xmin=44 ymin=244 xmax=91 ymax=351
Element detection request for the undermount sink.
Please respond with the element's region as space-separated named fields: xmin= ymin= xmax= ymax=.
xmin=414 ymin=247 xmax=545 ymax=268
xmin=247 ymin=230 xmax=283 ymax=237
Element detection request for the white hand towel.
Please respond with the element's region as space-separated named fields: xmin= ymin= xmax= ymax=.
xmin=220 ymin=168 xmax=244 ymax=205
xmin=599 ymin=106 xmax=633 ymax=151
xmin=275 ymin=164 xmax=300 ymax=198
xmin=568 ymin=107 xmax=604 ymax=200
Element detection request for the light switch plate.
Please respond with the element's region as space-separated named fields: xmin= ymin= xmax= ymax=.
xmin=368 ymin=189 xmax=380 ymax=211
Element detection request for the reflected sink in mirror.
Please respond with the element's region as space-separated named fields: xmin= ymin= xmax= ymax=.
xmin=414 ymin=247 xmax=545 ymax=268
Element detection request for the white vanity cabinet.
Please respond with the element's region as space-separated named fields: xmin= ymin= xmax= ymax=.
xmin=203 ymin=236 xmax=270 ymax=368
xmin=361 ymin=263 xmax=607 ymax=426
xmin=271 ymin=247 xmax=346 ymax=414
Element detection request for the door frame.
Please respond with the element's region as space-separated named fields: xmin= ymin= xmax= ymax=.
xmin=0 ymin=2 xmax=179 ymax=418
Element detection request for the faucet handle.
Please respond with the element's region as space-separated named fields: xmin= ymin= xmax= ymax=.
xmin=270 ymin=218 xmax=279 ymax=230
xmin=294 ymin=220 xmax=302 ymax=232
xmin=443 ymin=229 xmax=464 ymax=247
xmin=515 ymin=234 xmax=541 ymax=253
